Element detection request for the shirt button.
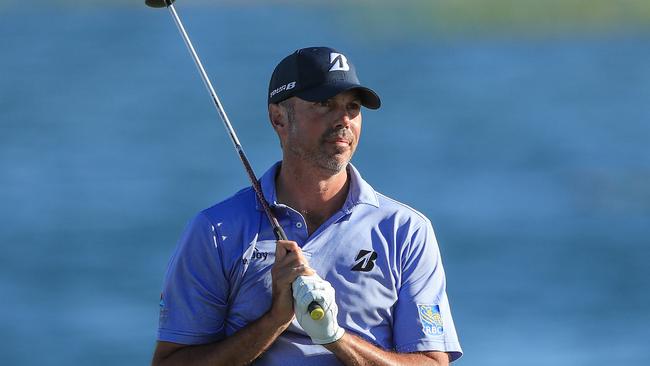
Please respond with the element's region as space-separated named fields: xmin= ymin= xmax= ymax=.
xmin=296 ymin=222 xmax=303 ymax=228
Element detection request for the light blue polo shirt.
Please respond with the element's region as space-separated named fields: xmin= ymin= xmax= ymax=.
xmin=158 ymin=162 xmax=463 ymax=363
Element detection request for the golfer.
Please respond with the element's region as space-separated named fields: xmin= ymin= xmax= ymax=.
xmin=152 ymin=46 xmax=463 ymax=365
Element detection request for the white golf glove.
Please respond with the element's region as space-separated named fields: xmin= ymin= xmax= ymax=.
xmin=292 ymin=274 xmax=345 ymax=345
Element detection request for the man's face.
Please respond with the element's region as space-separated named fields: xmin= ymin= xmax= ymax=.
xmin=282 ymin=90 xmax=362 ymax=173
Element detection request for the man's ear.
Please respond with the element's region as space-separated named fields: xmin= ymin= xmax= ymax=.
xmin=268 ymin=103 xmax=286 ymax=131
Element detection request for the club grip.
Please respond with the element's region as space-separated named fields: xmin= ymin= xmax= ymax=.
xmin=308 ymin=301 xmax=325 ymax=320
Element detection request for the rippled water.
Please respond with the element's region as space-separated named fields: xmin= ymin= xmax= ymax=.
xmin=1 ymin=4 xmax=649 ymax=365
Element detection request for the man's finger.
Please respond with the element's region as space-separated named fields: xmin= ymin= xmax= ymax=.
xmin=276 ymin=240 xmax=300 ymax=253
xmin=275 ymin=240 xmax=303 ymax=263
xmin=277 ymin=249 xmax=313 ymax=274
xmin=274 ymin=239 xmax=291 ymax=263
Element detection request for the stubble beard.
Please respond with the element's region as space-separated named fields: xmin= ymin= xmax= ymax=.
xmin=286 ymin=114 xmax=353 ymax=174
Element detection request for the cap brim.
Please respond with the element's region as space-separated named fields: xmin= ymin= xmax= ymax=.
xmin=296 ymin=82 xmax=381 ymax=110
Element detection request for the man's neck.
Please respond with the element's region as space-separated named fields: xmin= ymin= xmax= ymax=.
xmin=275 ymin=160 xmax=350 ymax=234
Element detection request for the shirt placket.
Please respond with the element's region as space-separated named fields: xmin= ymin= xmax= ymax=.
xmin=273 ymin=203 xmax=354 ymax=249
xmin=272 ymin=204 xmax=308 ymax=246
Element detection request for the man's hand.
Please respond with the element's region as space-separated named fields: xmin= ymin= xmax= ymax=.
xmin=151 ymin=240 xmax=315 ymax=366
xmin=270 ymin=240 xmax=314 ymax=326
xmin=292 ymin=274 xmax=345 ymax=344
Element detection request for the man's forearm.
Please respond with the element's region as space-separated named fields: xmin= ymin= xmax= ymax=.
xmin=324 ymin=332 xmax=450 ymax=366
xmin=152 ymin=311 xmax=290 ymax=366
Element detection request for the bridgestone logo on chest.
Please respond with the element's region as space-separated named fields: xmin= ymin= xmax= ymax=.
xmin=351 ymin=250 xmax=377 ymax=272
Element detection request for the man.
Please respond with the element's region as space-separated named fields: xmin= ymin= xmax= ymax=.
xmin=152 ymin=47 xmax=462 ymax=365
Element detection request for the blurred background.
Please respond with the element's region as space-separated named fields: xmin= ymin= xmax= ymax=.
xmin=1 ymin=0 xmax=649 ymax=364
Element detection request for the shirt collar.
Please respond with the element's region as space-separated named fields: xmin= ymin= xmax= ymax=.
xmin=255 ymin=161 xmax=380 ymax=212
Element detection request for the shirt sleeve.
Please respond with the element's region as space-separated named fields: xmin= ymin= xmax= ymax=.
xmin=157 ymin=212 xmax=230 ymax=345
xmin=392 ymin=219 xmax=463 ymax=361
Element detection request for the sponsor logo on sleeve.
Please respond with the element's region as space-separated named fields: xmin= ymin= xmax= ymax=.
xmin=417 ymin=304 xmax=444 ymax=336
xmin=159 ymin=293 xmax=168 ymax=319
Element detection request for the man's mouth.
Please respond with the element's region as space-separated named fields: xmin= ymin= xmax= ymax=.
xmin=324 ymin=131 xmax=353 ymax=145
xmin=328 ymin=138 xmax=351 ymax=145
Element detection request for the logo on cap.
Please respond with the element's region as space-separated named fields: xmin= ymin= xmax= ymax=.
xmin=329 ymin=52 xmax=350 ymax=72
xmin=269 ymin=81 xmax=296 ymax=99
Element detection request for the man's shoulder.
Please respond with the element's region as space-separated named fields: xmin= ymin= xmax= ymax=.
xmin=373 ymin=191 xmax=431 ymax=228
xmin=199 ymin=186 xmax=258 ymax=224
xmin=350 ymin=164 xmax=430 ymax=229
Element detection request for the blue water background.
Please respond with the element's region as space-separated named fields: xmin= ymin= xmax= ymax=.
xmin=1 ymin=3 xmax=649 ymax=365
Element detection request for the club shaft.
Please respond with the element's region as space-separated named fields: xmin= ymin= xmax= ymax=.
xmin=166 ymin=4 xmax=287 ymax=241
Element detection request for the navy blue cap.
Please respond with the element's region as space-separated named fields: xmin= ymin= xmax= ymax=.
xmin=268 ymin=47 xmax=381 ymax=109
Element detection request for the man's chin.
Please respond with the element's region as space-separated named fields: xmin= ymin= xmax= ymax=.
xmin=315 ymin=156 xmax=350 ymax=174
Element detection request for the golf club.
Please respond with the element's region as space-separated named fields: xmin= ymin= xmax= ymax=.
xmin=145 ymin=0 xmax=324 ymax=321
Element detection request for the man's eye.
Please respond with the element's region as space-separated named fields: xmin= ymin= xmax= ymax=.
xmin=348 ymin=102 xmax=361 ymax=111
xmin=316 ymin=100 xmax=331 ymax=108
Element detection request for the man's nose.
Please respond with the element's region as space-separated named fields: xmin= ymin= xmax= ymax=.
xmin=333 ymin=106 xmax=353 ymax=128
